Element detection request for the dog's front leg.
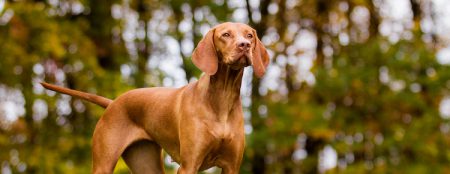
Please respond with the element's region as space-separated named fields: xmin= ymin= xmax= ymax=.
xmin=177 ymin=119 xmax=212 ymax=174
xmin=217 ymin=134 xmax=245 ymax=174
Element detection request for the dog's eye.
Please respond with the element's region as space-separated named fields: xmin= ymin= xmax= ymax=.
xmin=247 ymin=34 xmax=253 ymax=38
xmin=222 ymin=33 xmax=230 ymax=37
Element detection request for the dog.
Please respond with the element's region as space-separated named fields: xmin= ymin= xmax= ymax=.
xmin=42 ymin=22 xmax=269 ymax=174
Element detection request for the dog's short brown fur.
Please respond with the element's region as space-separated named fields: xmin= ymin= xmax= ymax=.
xmin=42 ymin=22 xmax=269 ymax=174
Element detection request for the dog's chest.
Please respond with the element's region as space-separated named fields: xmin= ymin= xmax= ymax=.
xmin=200 ymin=121 xmax=235 ymax=169
xmin=204 ymin=119 xmax=233 ymax=142
xmin=201 ymin=119 xmax=237 ymax=160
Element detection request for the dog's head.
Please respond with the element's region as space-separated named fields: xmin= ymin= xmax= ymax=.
xmin=192 ymin=22 xmax=270 ymax=78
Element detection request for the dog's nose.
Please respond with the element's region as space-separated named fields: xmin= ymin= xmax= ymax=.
xmin=237 ymin=41 xmax=251 ymax=51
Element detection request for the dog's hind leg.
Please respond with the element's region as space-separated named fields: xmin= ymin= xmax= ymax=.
xmin=122 ymin=140 xmax=165 ymax=174
xmin=91 ymin=109 xmax=150 ymax=174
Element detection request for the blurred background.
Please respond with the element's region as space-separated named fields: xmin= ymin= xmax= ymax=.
xmin=1 ymin=0 xmax=450 ymax=173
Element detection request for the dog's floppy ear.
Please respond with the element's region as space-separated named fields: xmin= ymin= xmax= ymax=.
xmin=251 ymin=30 xmax=270 ymax=78
xmin=192 ymin=29 xmax=218 ymax=76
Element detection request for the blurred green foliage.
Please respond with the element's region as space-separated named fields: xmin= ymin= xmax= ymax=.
xmin=1 ymin=0 xmax=450 ymax=173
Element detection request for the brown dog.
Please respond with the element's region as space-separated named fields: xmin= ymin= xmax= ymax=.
xmin=42 ymin=22 xmax=269 ymax=174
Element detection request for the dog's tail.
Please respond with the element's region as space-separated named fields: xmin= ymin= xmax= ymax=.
xmin=40 ymin=82 xmax=112 ymax=108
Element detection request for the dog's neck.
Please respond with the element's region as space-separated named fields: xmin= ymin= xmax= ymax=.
xmin=197 ymin=63 xmax=244 ymax=120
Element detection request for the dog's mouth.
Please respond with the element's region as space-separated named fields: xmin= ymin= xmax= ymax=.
xmin=227 ymin=52 xmax=251 ymax=69
xmin=229 ymin=54 xmax=250 ymax=69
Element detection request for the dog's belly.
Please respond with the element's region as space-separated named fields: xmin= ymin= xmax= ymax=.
xmin=140 ymin=110 xmax=181 ymax=163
